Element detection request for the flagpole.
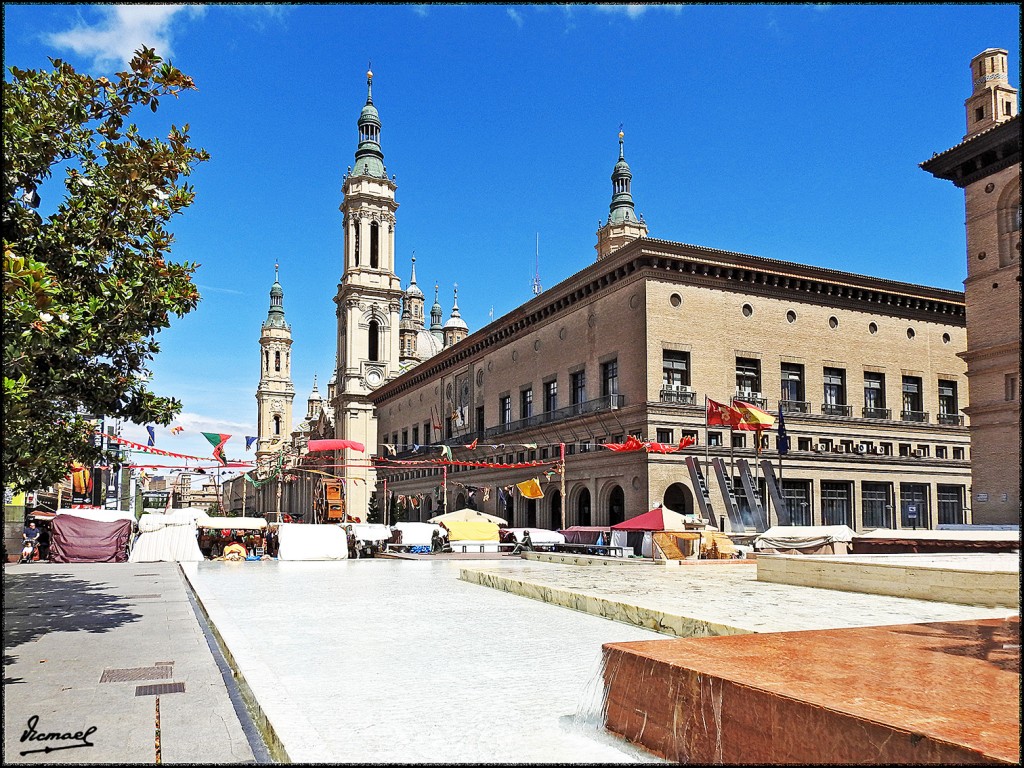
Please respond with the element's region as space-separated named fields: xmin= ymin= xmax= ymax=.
xmin=703 ymin=395 xmax=710 ymax=487
xmin=559 ymin=442 xmax=566 ymax=530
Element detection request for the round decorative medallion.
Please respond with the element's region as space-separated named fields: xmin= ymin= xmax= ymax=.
xmin=985 ymin=182 xmax=995 ymax=193
xmin=978 ymin=251 xmax=987 ymax=260
xmin=869 ymin=322 xmax=878 ymax=335
xmin=942 ymin=333 xmax=951 ymax=344
xmin=742 ymin=303 xmax=753 ymax=317
xmin=670 ymin=293 xmax=682 ymax=308
xmin=487 ymin=360 xmax=494 ymax=372
xmin=906 ymin=327 xmax=916 ymax=340
xmin=786 ymin=310 xmax=797 ymax=324
xmin=446 ymin=383 xmax=454 ymax=401
xmin=629 ymin=294 xmax=640 ymax=310
xmin=588 ymin=314 xmax=597 ymax=328
xmin=512 ymin=350 xmax=518 ymax=362
xmin=476 ymin=370 xmax=484 ymax=386
xmin=559 ymin=327 xmax=567 ymax=340
xmin=365 ymin=370 xmax=383 ymax=388
xmin=534 ymin=339 xmax=541 ymax=351
xmin=829 ymin=316 xmax=839 ymax=329
xmin=631 ymin=476 xmax=641 ymax=491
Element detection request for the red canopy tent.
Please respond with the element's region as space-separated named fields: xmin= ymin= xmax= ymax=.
xmin=610 ymin=506 xmax=690 ymax=531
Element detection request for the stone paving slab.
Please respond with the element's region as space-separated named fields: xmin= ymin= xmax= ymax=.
xmin=458 ymin=559 xmax=1019 ymax=636
xmin=3 ymin=563 xmax=257 ymax=765
xmin=181 ymin=559 xmax=666 ymax=764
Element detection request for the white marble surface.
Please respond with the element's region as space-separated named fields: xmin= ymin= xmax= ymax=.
xmin=459 ymin=558 xmax=1018 ymax=635
xmin=182 ymin=559 xmax=666 ymax=764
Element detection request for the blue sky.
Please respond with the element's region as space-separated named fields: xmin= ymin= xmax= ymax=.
xmin=4 ymin=3 xmax=1020 ymax=479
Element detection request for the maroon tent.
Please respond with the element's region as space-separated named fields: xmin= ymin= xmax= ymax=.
xmin=49 ymin=514 xmax=132 ymax=563
xmin=558 ymin=526 xmax=610 ymax=545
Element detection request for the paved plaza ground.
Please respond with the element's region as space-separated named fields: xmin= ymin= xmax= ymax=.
xmin=4 ymin=556 xmax=1019 ymax=764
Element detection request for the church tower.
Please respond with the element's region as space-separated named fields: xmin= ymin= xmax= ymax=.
xmin=963 ymin=48 xmax=1017 ymax=139
xmin=596 ymin=129 xmax=648 ymax=260
xmin=256 ymin=266 xmax=295 ymax=459
xmin=333 ymin=68 xmax=404 ymax=517
xmin=442 ymin=284 xmax=469 ymax=347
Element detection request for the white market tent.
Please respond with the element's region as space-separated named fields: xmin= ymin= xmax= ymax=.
xmin=129 ymin=510 xmax=204 ymax=563
xmin=754 ymin=525 xmax=856 ymax=555
xmin=195 ymin=514 xmax=268 ymax=530
xmin=391 ymin=522 xmax=446 ymax=547
xmin=505 ymin=528 xmax=565 ymax=545
xmin=277 ymin=523 xmax=348 ymax=560
xmin=346 ymin=523 xmax=391 ymax=543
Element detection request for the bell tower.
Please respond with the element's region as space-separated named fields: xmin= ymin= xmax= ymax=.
xmin=256 ymin=265 xmax=295 ymax=459
xmin=964 ymin=48 xmax=1017 ymax=139
xmin=596 ymin=129 xmax=648 ymax=260
xmin=333 ymin=68 xmax=404 ymax=517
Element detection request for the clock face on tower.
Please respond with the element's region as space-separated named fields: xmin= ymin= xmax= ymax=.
xmin=365 ymin=369 xmax=383 ymax=388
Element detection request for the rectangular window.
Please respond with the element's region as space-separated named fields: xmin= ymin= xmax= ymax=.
xmin=935 ymin=446 xmax=947 ymax=459
xmin=663 ymin=350 xmax=691 ymax=389
xmin=520 ymin=388 xmax=533 ymax=419
xmin=781 ymin=480 xmax=812 ymax=526
xmin=424 ymin=421 xmax=431 ymax=443
xmin=975 ymin=106 xmax=985 ymax=122
xmin=938 ymin=380 xmax=959 ymax=424
xmin=601 ymin=360 xmax=618 ymax=397
xmin=500 ymin=396 xmax=511 ymax=426
xmin=879 ymin=442 xmax=893 ymax=456
xmin=822 ymin=367 xmax=847 ymax=415
xmin=736 ymin=357 xmax=761 ymax=395
xmin=917 ymin=444 xmax=930 ymax=458
xmin=731 ymin=432 xmax=747 ymax=448
xmin=1006 ymin=373 xmax=1019 ymax=402
xmin=952 ymin=446 xmax=965 ymax=460
xmin=780 ymin=363 xmax=805 ymax=405
xmin=656 ymin=428 xmax=673 ymax=444
xmin=708 ymin=431 xmax=722 ymax=447
xmin=821 ymin=482 xmax=852 ymax=527
xmin=861 ymin=482 xmax=893 ymax=529
xmin=901 ymin=376 xmax=924 ymax=419
xmin=412 ymin=426 xmax=419 ymax=446
xmin=401 ymin=429 xmax=408 ymax=448
xmin=863 ymin=372 xmax=887 ymax=418
xmin=543 ymin=380 xmax=557 ymax=413
xmin=571 ymin=370 xmax=586 ymax=405
xmin=900 ymin=483 xmax=929 ymax=528
xmin=475 ymin=406 xmax=484 ymax=434
xmin=937 ymin=485 xmax=965 ymax=525
xmin=797 ymin=437 xmax=812 ymax=452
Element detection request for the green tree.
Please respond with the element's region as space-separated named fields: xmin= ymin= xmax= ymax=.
xmin=3 ymin=47 xmax=209 ymax=492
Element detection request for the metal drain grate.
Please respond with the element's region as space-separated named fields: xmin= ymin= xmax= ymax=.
xmin=125 ymin=594 xmax=162 ymax=599
xmin=100 ymin=665 xmax=174 ymax=683
xmin=136 ymin=682 xmax=185 ymax=697
xmin=133 ymin=573 xmax=159 ymax=577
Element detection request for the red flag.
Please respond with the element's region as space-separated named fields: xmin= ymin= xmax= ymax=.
xmin=601 ymin=435 xmax=647 ymax=452
xmin=201 ymin=432 xmax=231 ymax=466
xmin=307 ymin=439 xmax=366 ymax=452
xmin=733 ymin=400 xmax=776 ymax=431
xmin=707 ymin=399 xmax=745 ymax=428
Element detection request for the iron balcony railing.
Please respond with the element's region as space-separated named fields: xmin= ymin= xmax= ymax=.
xmin=861 ymin=406 xmax=892 ymax=420
xmin=780 ymin=400 xmax=810 ymax=414
xmin=734 ymin=392 xmax=768 ymax=409
xmin=821 ymin=403 xmax=853 ymax=417
xmin=937 ymin=413 xmax=964 ymax=426
xmin=483 ymin=394 xmax=625 ymax=439
xmin=901 ymin=410 xmax=930 ymax=423
xmin=660 ymin=388 xmax=697 ymax=406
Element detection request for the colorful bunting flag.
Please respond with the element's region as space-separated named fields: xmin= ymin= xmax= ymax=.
xmin=601 ymin=435 xmax=647 ymax=452
xmin=170 ymin=426 xmax=184 ymax=435
xmin=201 ymin=432 xmax=231 ymax=466
xmin=146 ymin=425 xmax=156 ymax=447
xmin=245 ymin=436 xmax=257 ymax=451
xmin=516 ymin=478 xmax=545 ymax=499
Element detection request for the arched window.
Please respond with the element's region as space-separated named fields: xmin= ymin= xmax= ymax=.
xmin=368 ymin=319 xmax=380 ymax=362
xmin=353 ymin=223 xmax=360 ymax=266
xmin=274 ymin=351 xmax=281 ymax=372
xmin=370 ymin=222 xmax=380 ymax=268
xmin=264 ymin=350 xmax=269 ymax=372
xmin=577 ymin=488 xmax=591 ymax=527
xmin=608 ymin=485 xmax=625 ymax=526
xmin=273 ymin=415 xmax=280 ymax=435
xmin=549 ymin=490 xmax=562 ymax=530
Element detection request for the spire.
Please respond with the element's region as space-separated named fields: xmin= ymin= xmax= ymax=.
xmin=444 ymin=284 xmax=467 ymax=330
xmin=353 ymin=67 xmax=386 ymax=178
xmin=607 ymin=127 xmax=638 ymax=225
xmin=264 ymin=263 xmax=287 ymax=328
xmin=430 ymin=282 xmax=443 ymax=329
xmin=406 ymin=254 xmax=423 ymax=298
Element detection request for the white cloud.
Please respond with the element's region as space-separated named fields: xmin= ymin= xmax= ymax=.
xmin=412 ymin=5 xmax=430 ymax=18
xmin=592 ymin=4 xmax=684 ymax=19
xmin=507 ymin=8 xmax=524 ymax=28
xmin=47 ymin=5 xmax=206 ymax=70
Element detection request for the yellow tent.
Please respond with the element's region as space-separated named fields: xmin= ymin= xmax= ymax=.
xmin=443 ymin=519 xmax=499 ymax=542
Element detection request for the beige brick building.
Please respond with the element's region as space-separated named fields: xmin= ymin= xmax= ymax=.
xmin=921 ymin=48 xmax=1021 ymax=525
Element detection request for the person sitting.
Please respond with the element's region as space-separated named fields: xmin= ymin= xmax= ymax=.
xmin=222 ymin=537 xmax=247 ymax=560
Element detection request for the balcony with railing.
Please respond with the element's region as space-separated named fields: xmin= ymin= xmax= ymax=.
xmin=780 ymin=399 xmax=810 ymax=414
xmin=861 ymin=406 xmax=892 ymax=420
xmin=482 ymin=394 xmax=625 ymax=440
xmin=900 ymin=410 xmax=930 ymax=423
xmin=937 ymin=412 xmax=964 ymax=426
xmin=821 ymin=403 xmax=853 ymax=417
xmin=734 ymin=392 xmax=768 ymax=409
xmin=660 ymin=387 xmax=696 ymax=406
